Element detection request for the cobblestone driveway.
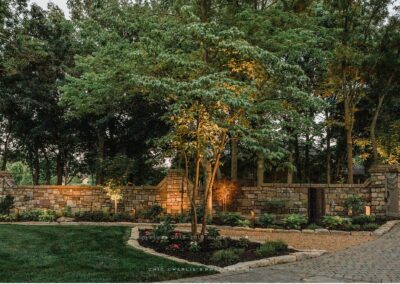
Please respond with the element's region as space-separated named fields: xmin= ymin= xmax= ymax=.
xmin=171 ymin=224 xmax=400 ymax=283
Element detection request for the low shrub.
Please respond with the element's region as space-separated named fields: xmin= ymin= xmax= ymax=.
xmin=210 ymin=248 xmax=244 ymax=266
xmin=323 ymin=215 xmax=350 ymax=229
xmin=351 ymin=215 xmax=376 ymax=225
xmin=0 ymin=214 xmax=17 ymax=222
xmin=264 ymin=199 xmax=285 ymax=213
xmin=38 ymin=210 xmax=57 ymax=222
xmin=237 ymin=219 xmax=251 ymax=228
xmin=0 ymin=195 xmax=14 ymax=215
xmin=213 ymin=212 xmax=244 ymax=226
xmin=258 ymin=213 xmax=276 ymax=228
xmin=143 ymin=204 xmax=163 ymax=221
xmin=362 ymin=223 xmax=379 ymax=231
xmin=342 ymin=223 xmax=361 ymax=231
xmin=74 ymin=211 xmax=109 ymax=222
xmin=284 ymin=214 xmax=307 ymax=229
xmin=209 ymin=236 xmax=228 ymax=250
xmin=306 ymin=223 xmax=322 ymax=230
xmin=109 ymin=213 xmax=135 ymax=222
xmin=152 ymin=220 xmax=175 ymax=238
xmin=255 ymin=240 xmax=288 ymax=257
xmin=188 ymin=241 xmax=201 ymax=252
xmin=61 ymin=206 xmax=74 ymax=218
xmin=238 ymin=237 xmax=250 ymax=248
xmin=207 ymin=227 xmax=220 ymax=239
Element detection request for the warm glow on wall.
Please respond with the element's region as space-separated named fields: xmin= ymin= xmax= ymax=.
xmin=214 ymin=179 xmax=240 ymax=212
xmin=365 ymin=205 xmax=371 ymax=216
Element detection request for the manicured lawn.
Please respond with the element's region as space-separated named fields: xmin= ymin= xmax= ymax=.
xmin=0 ymin=225 xmax=215 ymax=282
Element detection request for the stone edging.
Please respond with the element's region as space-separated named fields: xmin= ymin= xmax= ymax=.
xmin=373 ymin=220 xmax=400 ymax=236
xmin=128 ymin=227 xmax=326 ymax=273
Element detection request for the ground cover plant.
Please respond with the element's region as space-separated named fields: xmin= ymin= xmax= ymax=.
xmin=138 ymin=222 xmax=292 ymax=267
xmin=0 ymin=225 xmax=215 ymax=282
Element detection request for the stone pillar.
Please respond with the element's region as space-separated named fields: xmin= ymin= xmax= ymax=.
xmin=0 ymin=171 xmax=15 ymax=197
xmin=369 ymin=165 xmax=400 ymax=217
xmin=157 ymin=169 xmax=193 ymax=215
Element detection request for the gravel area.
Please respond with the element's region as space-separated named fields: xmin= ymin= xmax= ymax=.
xmin=217 ymin=228 xmax=377 ymax=252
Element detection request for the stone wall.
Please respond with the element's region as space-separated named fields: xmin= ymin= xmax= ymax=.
xmin=1 ymin=166 xmax=398 ymax=218
xmin=0 ymin=170 xmax=193 ymax=214
xmin=235 ymin=165 xmax=399 ymax=218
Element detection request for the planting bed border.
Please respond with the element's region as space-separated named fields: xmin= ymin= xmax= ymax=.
xmin=128 ymin=227 xmax=326 ymax=272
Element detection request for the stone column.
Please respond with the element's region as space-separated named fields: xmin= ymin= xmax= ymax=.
xmin=369 ymin=165 xmax=400 ymax=217
xmin=0 ymin=171 xmax=15 ymax=197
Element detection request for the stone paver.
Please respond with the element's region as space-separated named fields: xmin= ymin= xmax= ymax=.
xmin=170 ymin=224 xmax=400 ymax=283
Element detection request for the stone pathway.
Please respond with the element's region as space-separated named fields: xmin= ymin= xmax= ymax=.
xmin=169 ymin=224 xmax=400 ymax=283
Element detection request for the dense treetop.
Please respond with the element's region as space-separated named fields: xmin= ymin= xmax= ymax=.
xmin=0 ymin=0 xmax=399 ymax=187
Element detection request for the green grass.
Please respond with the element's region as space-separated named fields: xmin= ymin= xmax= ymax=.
xmin=0 ymin=225 xmax=215 ymax=282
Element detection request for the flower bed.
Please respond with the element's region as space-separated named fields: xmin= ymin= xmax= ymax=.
xmin=138 ymin=223 xmax=294 ymax=267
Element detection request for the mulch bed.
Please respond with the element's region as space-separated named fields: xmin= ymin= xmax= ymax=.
xmin=138 ymin=229 xmax=294 ymax=267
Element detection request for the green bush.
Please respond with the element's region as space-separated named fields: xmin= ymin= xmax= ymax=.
xmin=344 ymin=195 xmax=364 ymax=216
xmin=213 ymin=212 xmax=244 ymax=226
xmin=362 ymin=223 xmax=379 ymax=231
xmin=264 ymin=200 xmax=285 ymax=213
xmin=61 ymin=206 xmax=74 ymax=218
xmin=351 ymin=215 xmax=376 ymax=225
xmin=258 ymin=213 xmax=276 ymax=228
xmin=74 ymin=211 xmax=109 ymax=222
xmin=210 ymin=248 xmax=244 ymax=266
xmin=19 ymin=209 xmax=42 ymax=221
xmin=110 ymin=213 xmax=135 ymax=222
xmin=0 ymin=195 xmax=14 ymax=215
xmin=0 ymin=214 xmax=17 ymax=222
xmin=237 ymin=219 xmax=251 ymax=227
xmin=255 ymin=240 xmax=288 ymax=257
xmin=38 ymin=210 xmax=57 ymax=222
xmin=143 ymin=204 xmax=163 ymax=221
xmin=343 ymin=223 xmax=361 ymax=231
xmin=284 ymin=214 xmax=307 ymax=229
xmin=238 ymin=237 xmax=250 ymax=248
xmin=306 ymin=223 xmax=322 ymax=230
xmin=152 ymin=220 xmax=175 ymax=238
xmin=322 ymin=215 xmax=350 ymax=229
xmin=207 ymin=227 xmax=220 ymax=239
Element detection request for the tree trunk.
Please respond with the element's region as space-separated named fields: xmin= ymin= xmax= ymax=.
xmin=287 ymin=151 xmax=293 ymax=184
xmin=294 ymin=135 xmax=301 ymax=181
xmin=1 ymin=134 xmax=9 ymax=171
xmin=56 ymin=151 xmax=64 ymax=185
xmin=230 ymin=138 xmax=238 ymax=181
xmin=95 ymin=130 xmax=105 ymax=185
xmin=44 ymin=151 xmax=51 ymax=185
xmin=344 ymin=96 xmax=353 ymax=184
xmin=256 ymin=152 xmax=264 ymax=186
xmin=205 ymin=160 xmax=213 ymax=219
xmin=32 ymin=147 xmax=40 ymax=185
xmin=326 ymin=110 xmax=331 ymax=184
xmin=305 ymin=134 xmax=310 ymax=183
xmin=370 ymin=94 xmax=386 ymax=165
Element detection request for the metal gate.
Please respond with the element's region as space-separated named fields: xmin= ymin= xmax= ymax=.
xmin=386 ymin=172 xmax=399 ymax=217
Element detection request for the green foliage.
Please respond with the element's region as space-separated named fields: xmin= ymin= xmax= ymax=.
xmin=61 ymin=206 xmax=74 ymax=218
xmin=213 ymin=212 xmax=244 ymax=226
xmin=237 ymin=237 xmax=250 ymax=248
xmin=255 ymin=241 xmax=288 ymax=257
xmin=264 ymin=200 xmax=285 ymax=213
xmin=258 ymin=213 xmax=276 ymax=228
xmin=344 ymin=196 xmax=365 ymax=216
xmin=188 ymin=241 xmax=201 ymax=253
xmin=362 ymin=223 xmax=379 ymax=231
xmin=142 ymin=204 xmax=164 ymax=221
xmin=152 ymin=220 xmax=176 ymax=238
xmin=323 ymin=215 xmax=351 ymax=229
xmin=207 ymin=227 xmax=221 ymax=239
xmin=284 ymin=214 xmax=308 ymax=229
xmin=0 ymin=195 xmax=14 ymax=215
xmin=237 ymin=219 xmax=251 ymax=228
xmin=0 ymin=214 xmax=17 ymax=222
xmin=307 ymin=223 xmax=322 ymax=230
xmin=351 ymin=215 xmax=377 ymax=225
xmin=210 ymin=248 xmax=244 ymax=267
